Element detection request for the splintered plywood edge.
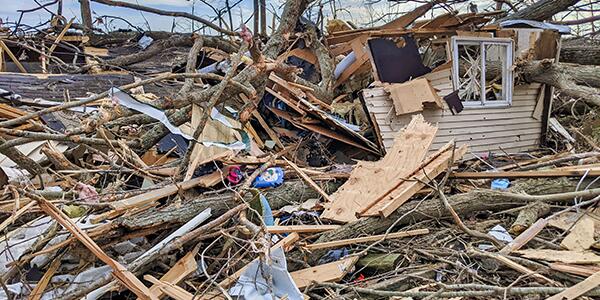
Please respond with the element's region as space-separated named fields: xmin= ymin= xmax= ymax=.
xmin=321 ymin=115 xmax=437 ymax=223
xmin=290 ymin=256 xmax=359 ymax=289
xmin=362 ymin=143 xmax=468 ymax=217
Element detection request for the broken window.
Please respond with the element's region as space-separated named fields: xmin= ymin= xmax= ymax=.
xmin=451 ymin=37 xmax=514 ymax=107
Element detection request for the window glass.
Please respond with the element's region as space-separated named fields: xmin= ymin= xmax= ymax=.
xmin=484 ymin=43 xmax=507 ymax=102
xmin=456 ymin=43 xmax=482 ymax=103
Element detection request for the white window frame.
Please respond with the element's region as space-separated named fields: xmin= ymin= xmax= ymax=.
xmin=451 ymin=36 xmax=514 ymax=108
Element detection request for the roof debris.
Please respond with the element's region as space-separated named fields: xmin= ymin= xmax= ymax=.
xmin=3 ymin=0 xmax=600 ymax=299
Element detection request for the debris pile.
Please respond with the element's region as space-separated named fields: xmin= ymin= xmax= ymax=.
xmin=3 ymin=0 xmax=600 ymax=299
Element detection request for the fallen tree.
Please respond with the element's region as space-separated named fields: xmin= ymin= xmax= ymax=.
xmin=519 ymin=59 xmax=600 ymax=106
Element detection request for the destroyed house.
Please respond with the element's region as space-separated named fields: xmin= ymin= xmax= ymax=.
xmin=331 ymin=17 xmax=568 ymax=156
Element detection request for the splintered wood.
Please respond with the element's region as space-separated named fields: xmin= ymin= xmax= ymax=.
xmin=32 ymin=194 xmax=157 ymax=300
xmin=321 ymin=115 xmax=440 ymax=223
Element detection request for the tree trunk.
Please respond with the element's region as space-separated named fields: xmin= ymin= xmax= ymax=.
xmin=560 ymin=37 xmax=600 ymax=66
xmin=519 ymin=60 xmax=600 ymax=106
xmin=253 ymin=0 xmax=259 ymax=34
xmin=302 ymin=179 xmax=578 ymax=265
xmin=500 ymin=0 xmax=580 ymax=21
xmin=260 ymin=0 xmax=267 ymax=37
xmin=117 ymin=180 xmax=341 ymax=230
xmin=79 ymin=0 xmax=93 ymax=33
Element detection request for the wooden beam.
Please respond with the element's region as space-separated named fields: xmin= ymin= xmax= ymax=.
xmin=547 ymin=270 xmax=600 ymax=300
xmin=0 ymin=201 xmax=35 ymax=233
xmin=381 ymin=2 xmax=433 ymax=29
xmin=283 ymin=157 xmax=333 ymax=202
xmin=290 ymin=256 xmax=359 ymax=289
xmin=29 ymin=254 xmax=62 ymax=300
xmin=91 ymin=169 xmax=224 ymax=223
xmin=33 ymin=194 xmax=156 ymax=300
xmin=142 ymin=248 xmax=198 ymax=299
xmin=451 ymin=169 xmax=600 ymax=179
xmin=500 ymin=218 xmax=548 ymax=254
xmin=47 ymin=18 xmax=75 ymax=58
xmin=0 ymin=40 xmax=27 ymax=73
xmin=251 ymin=109 xmax=284 ymax=148
xmin=266 ymin=225 xmax=340 ymax=234
xmin=264 ymin=86 xmax=305 ymax=116
xmin=143 ymin=275 xmax=194 ymax=300
xmin=304 ymin=229 xmax=429 ymax=251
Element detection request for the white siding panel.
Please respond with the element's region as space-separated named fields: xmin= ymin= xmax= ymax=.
xmin=365 ymin=82 xmax=545 ymax=154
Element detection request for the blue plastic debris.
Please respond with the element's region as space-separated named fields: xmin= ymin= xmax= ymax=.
xmin=491 ymin=178 xmax=510 ymax=190
xmin=259 ymin=194 xmax=274 ymax=226
xmin=319 ymin=248 xmax=349 ymax=264
xmin=253 ymin=167 xmax=285 ymax=188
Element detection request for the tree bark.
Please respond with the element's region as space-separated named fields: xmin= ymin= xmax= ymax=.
xmin=519 ymin=60 xmax=600 ymax=106
xmin=88 ymin=35 xmax=235 ymax=72
xmin=500 ymin=0 xmax=580 ymax=21
xmin=303 ymin=179 xmax=579 ymax=265
xmin=0 ymin=136 xmax=45 ymax=176
xmin=79 ymin=0 xmax=93 ymax=33
xmin=560 ymin=37 xmax=600 ymax=66
xmin=117 ymin=180 xmax=341 ymax=230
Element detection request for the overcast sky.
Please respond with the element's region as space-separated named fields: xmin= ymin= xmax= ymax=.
xmin=0 ymin=1 xmax=590 ymax=35
xmin=0 ymin=0 xmax=493 ymax=34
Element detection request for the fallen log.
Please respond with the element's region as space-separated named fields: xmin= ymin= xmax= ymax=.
xmin=520 ymin=60 xmax=600 ymax=107
xmin=118 ymin=180 xmax=342 ymax=230
xmin=302 ymin=178 xmax=582 ymax=265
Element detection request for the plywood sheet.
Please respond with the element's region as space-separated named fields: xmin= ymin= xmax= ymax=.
xmin=321 ymin=115 xmax=436 ymax=223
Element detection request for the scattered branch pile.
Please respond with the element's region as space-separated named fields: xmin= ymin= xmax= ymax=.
xmin=3 ymin=0 xmax=600 ymax=299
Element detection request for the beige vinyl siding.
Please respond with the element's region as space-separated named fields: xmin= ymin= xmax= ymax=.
xmin=364 ymin=71 xmax=544 ymax=155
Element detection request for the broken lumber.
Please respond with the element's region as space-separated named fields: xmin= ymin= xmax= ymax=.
xmin=30 ymin=192 xmax=157 ymax=300
xmin=321 ymin=115 xmax=437 ymax=223
xmin=304 ymin=229 xmax=429 ymax=251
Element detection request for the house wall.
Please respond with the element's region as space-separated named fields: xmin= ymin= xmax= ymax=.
xmin=362 ymin=67 xmax=545 ymax=155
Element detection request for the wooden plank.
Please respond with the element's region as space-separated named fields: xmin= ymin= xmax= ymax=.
xmin=142 ymin=249 xmax=198 ymax=300
xmin=251 ymin=109 xmax=284 ymax=148
xmin=362 ymin=143 xmax=468 ymax=217
xmin=451 ymin=170 xmax=600 ymax=179
xmin=291 ymin=256 xmax=359 ymax=289
xmin=381 ymin=2 xmax=433 ymax=29
xmin=265 ymin=86 xmax=305 ymax=116
xmin=245 ymin=122 xmax=265 ymax=148
xmin=500 ymin=218 xmax=548 ymax=254
xmin=284 ymin=157 xmax=333 ymax=202
xmin=34 ymin=196 xmax=156 ymax=300
xmin=0 ymin=201 xmax=35 ymax=232
xmin=546 ymin=271 xmax=600 ymax=299
xmin=266 ymin=225 xmax=340 ymax=234
xmin=0 ymin=40 xmax=27 ymax=73
xmin=91 ymin=170 xmax=224 ymax=223
xmin=334 ymin=53 xmax=370 ymax=88
xmin=269 ymin=72 xmax=306 ymax=98
xmin=304 ymin=229 xmax=429 ymax=251
xmin=268 ymin=107 xmax=378 ymax=155
xmin=143 ymin=275 xmax=194 ymax=300
xmin=111 ymin=170 xmax=223 ymax=210
xmin=29 ymin=253 xmax=62 ymax=300
xmin=47 ymin=18 xmax=75 ymax=57
xmin=359 ymin=141 xmax=455 ymax=216
xmin=321 ymin=115 xmax=437 ymax=223
xmin=549 ymin=263 xmax=600 ymax=277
